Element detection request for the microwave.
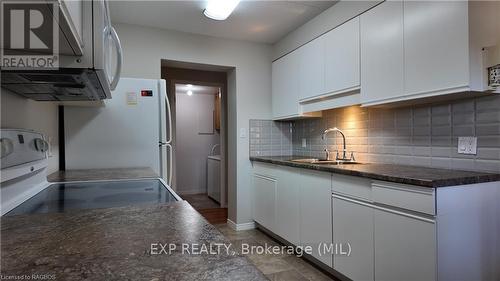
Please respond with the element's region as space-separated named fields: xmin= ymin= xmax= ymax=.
xmin=1 ymin=0 xmax=122 ymax=101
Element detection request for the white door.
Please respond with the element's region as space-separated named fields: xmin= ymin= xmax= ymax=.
xmin=374 ymin=207 xmax=437 ymax=281
xmin=299 ymin=170 xmax=332 ymax=267
xmin=272 ymin=51 xmax=300 ymax=119
xmin=65 ymin=78 xmax=162 ymax=174
xmin=298 ymin=36 xmax=325 ymax=100
xmin=332 ymin=194 xmax=374 ymax=281
xmin=403 ymin=1 xmax=469 ymax=96
xmin=324 ymin=17 xmax=360 ymax=95
xmin=360 ymin=1 xmax=404 ymax=104
xmin=275 ymin=166 xmax=300 ymax=245
xmin=252 ymin=174 xmax=277 ymax=232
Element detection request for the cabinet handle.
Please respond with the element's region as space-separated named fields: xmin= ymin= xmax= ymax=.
xmin=332 ymin=193 xmax=435 ymax=224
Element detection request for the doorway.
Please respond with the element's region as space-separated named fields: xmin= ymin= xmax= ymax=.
xmin=161 ymin=64 xmax=229 ymax=224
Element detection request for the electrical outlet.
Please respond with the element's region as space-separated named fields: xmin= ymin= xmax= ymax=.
xmin=302 ymin=138 xmax=307 ymax=148
xmin=458 ymin=137 xmax=477 ymax=155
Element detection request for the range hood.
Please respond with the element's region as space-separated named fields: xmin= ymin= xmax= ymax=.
xmin=0 ymin=0 xmax=122 ymax=101
xmin=1 ymin=68 xmax=109 ymax=101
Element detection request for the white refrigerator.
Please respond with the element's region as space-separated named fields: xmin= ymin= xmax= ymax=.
xmin=64 ymin=78 xmax=173 ymax=186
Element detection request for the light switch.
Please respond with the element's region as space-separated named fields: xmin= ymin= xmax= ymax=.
xmin=302 ymin=138 xmax=307 ymax=148
xmin=240 ymin=128 xmax=247 ymax=138
xmin=458 ymin=137 xmax=477 ymax=155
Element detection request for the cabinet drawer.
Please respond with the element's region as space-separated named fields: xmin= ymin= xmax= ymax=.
xmin=332 ymin=174 xmax=371 ymax=201
xmin=372 ymin=181 xmax=435 ymax=215
xmin=252 ymin=162 xmax=278 ymax=178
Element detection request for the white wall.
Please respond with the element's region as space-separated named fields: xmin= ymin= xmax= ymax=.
xmin=0 ymin=89 xmax=59 ymax=174
xmin=175 ymin=91 xmax=220 ymax=195
xmin=273 ymin=0 xmax=381 ymax=60
xmin=114 ymin=23 xmax=273 ymax=224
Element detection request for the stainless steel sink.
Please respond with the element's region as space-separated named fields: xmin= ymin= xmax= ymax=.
xmin=290 ymin=158 xmax=360 ymax=165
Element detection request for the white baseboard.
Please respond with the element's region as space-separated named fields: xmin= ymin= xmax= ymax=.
xmin=227 ymin=219 xmax=255 ymax=231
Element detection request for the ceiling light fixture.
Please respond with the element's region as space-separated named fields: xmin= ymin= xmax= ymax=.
xmin=203 ymin=0 xmax=240 ymax=21
xmin=186 ymin=84 xmax=193 ymax=88
xmin=187 ymin=90 xmax=193 ymax=96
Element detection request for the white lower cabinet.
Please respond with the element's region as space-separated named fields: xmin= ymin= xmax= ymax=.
xmin=252 ymin=162 xmax=499 ymax=281
xmin=373 ymin=207 xmax=436 ymax=281
xmin=332 ymin=194 xmax=374 ymax=281
xmin=252 ymin=163 xmax=332 ymax=267
xmin=299 ymin=170 xmax=333 ymax=267
xmin=275 ymin=167 xmax=300 ymax=245
xmin=252 ymin=173 xmax=277 ymax=232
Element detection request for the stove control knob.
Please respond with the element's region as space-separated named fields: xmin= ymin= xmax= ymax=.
xmin=34 ymin=138 xmax=49 ymax=152
xmin=1 ymin=138 xmax=14 ymax=158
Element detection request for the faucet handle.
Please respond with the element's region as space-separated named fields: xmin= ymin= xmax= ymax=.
xmin=349 ymin=151 xmax=356 ymax=162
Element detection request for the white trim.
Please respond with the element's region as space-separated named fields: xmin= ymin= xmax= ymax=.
xmin=299 ymin=85 xmax=361 ymax=103
xmin=361 ymin=85 xmax=471 ymax=107
xmin=227 ymin=219 xmax=256 ymax=231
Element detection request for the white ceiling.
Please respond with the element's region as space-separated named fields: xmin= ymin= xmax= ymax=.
xmin=176 ymin=84 xmax=220 ymax=95
xmin=110 ymin=1 xmax=336 ymax=44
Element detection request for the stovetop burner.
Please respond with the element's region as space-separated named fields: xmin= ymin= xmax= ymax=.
xmin=5 ymin=179 xmax=178 ymax=216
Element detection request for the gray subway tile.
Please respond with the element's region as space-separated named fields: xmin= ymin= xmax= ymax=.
xmin=451 ymin=158 xmax=475 ymax=171
xmin=476 ymin=95 xmax=500 ymax=112
xmin=476 ymin=124 xmax=500 ymax=136
xmin=431 ymin=157 xmax=451 ymax=169
xmin=474 ymin=160 xmax=500 ymax=173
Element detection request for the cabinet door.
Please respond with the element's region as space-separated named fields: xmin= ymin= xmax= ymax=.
xmin=298 ymin=37 xmax=325 ymax=100
xmin=374 ymin=208 xmax=436 ymax=281
xmin=275 ymin=167 xmax=300 ymax=245
xmin=324 ymin=17 xmax=360 ymax=95
xmin=404 ymin=1 xmax=469 ymax=96
xmin=272 ymin=52 xmax=300 ymax=119
xmin=299 ymin=170 xmax=332 ymax=267
xmin=332 ymin=195 xmax=374 ymax=281
xmin=360 ymin=1 xmax=404 ymax=104
xmin=252 ymin=174 xmax=277 ymax=231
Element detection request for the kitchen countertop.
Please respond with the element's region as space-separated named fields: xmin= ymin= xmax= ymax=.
xmin=47 ymin=167 xmax=158 ymax=182
xmin=250 ymin=156 xmax=500 ymax=188
xmin=1 ymin=201 xmax=267 ymax=281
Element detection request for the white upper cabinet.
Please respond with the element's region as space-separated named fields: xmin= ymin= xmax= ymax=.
xmin=324 ymin=17 xmax=360 ymax=95
xmin=272 ymin=16 xmax=363 ymax=118
xmin=361 ymin=1 xmax=499 ymax=106
xmin=403 ymin=1 xmax=469 ymax=97
xmin=272 ymin=52 xmax=300 ymax=119
xmin=360 ymin=1 xmax=404 ymax=105
xmin=298 ymin=36 xmax=326 ymax=101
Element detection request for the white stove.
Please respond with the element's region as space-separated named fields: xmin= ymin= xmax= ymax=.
xmin=1 ymin=129 xmax=180 ymax=217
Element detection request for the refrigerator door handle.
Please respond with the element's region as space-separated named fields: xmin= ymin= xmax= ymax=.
xmin=165 ymin=95 xmax=172 ymax=144
xmin=165 ymin=143 xmax=173 ymax=187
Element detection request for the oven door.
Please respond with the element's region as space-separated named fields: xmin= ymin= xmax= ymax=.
xmin=93 ymin=0 xmax=122 ymax=91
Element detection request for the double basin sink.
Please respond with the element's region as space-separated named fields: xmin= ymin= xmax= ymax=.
xmin=290 ymin=158 xmax=360 ymax=165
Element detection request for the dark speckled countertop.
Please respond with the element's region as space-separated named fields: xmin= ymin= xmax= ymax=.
xmin=250 ymin=156 xmax=500 ymax=188
xmin=47 ymin=167 xmax=158 ymax=182
xmin=1 ymin=201 xmax=267 ymax=281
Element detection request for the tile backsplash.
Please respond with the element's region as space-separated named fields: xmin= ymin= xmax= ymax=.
xmin=249 ymin=120 xmax=293 ymax=157
xmin=250 ymin=95 xmax=500 ymax=173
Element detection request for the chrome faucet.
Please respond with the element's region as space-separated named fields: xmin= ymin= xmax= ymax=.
xmin=210 ymin=144 xmax=220 ymax=156
xmin=322 ymin=127 xmax=352 ymax=161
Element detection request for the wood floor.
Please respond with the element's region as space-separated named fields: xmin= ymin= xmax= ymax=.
xmin=181 ymin=193 xmax=228 ymax=224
